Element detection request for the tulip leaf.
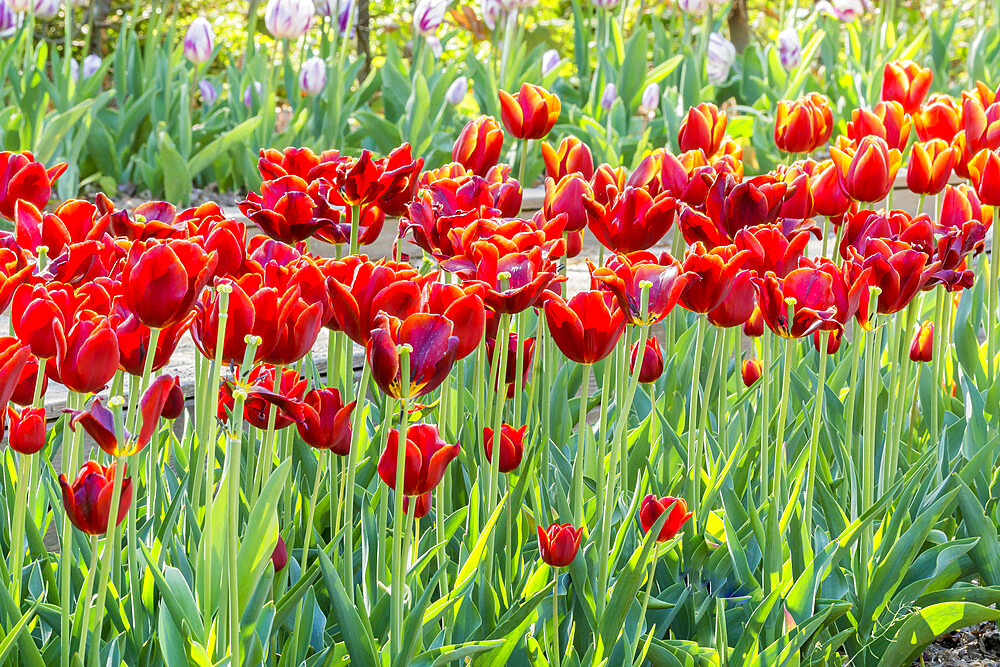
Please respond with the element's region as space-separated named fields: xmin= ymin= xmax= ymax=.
xmin=140 ymin=542 xmax=206 ymax=642
xmin=186 ymin=116 xmax=261 ymax=176
xmin=878 ymin=602 xmax=1000 ymax=667
xmin=237 ymin=459 xmax=290 ymax=609
xmin=318 ymin=547 xmax=379 ymax=667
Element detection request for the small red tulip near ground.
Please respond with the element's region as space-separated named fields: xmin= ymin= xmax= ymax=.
xmin=543 ymin=290 xmax=625 ymax=365
xmin=910 ymin=321 xmax=934 ymax=362
xmin=742 ymin=358 xmax=762 ymax=387
xmin=639 ymin=495 xmax=693 ymax=542
xmin=5 ymin=406 xmax=46 ymax=454
xmin=403 ymin=492 xmax=433 ymax=518
xmin=678 ymin=103 xmax=726 ymax=156
xmin=537 ymin=523 xmax=583 ymax=567
xmin=271 ymin=536 xmax=287 ymax=572
xmin=630 ymin=338 xmax=664 ymax=384
xmin=483 ymin=424 xmax=527 ymax=473
xmin=881 ymin=59 xmax=933 ymax=114
xmin=452 ymin=115 xmax=504 ymax=176
xmin=906 ymin=140 xmax=955 ymax=196
xmin=541 ymin=136 xmax=595 ymax=181
xmin=830 ymin=135 xmax=902 ymax=203
xmin=498 ymin=83 xmax=561 ymax=140
xmin=377 ymin=423 xmax=460 ymax=496
xmin=290 ymin=388 xmax=356 ymax=454
xmin=59 ymin=460 xmax=132 ymax=536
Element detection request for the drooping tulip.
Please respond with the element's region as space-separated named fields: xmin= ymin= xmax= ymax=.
xmin=483 ymin=424 xmax=526 ymax=473
xmin=543 ymin=290 xmax=625 ymax=365
xmin=59 ymin=461 xmax=133 ymax=535
xmin=639 ymin=495 xmax=692 ymax=541
xmin=498 ymin=83 xmax=560 ymax=140
xmin=265 ymin=0 xmax=314 ymax=39
xmin=183 ymin=17 xmax=214 ymax=63
xmin=291 ymin=388 xmax=356 ymax=454
xmin=537 ymin=523 xmax=582 ymax=567
xmin=377 ymin=423 xmax=459 ymax=495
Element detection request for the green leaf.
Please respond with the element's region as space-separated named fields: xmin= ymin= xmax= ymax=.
xmin=318 ymin=548 xmax=379 ymax=667
xmin=879 ymin=602 xmax=1000 ymax=667
xmin=187 ymin=116 xmax=261 ymax=176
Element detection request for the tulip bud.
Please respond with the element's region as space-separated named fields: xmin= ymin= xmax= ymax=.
xmin=80 ymin=53 xmax=101 ymax=78
xmin=706 ymin=33 xmax=736 ymax=85
xmin=31 ymin=0 xmax=58 ymax=19
xmin=592 ymin=0 xmax=618 ymax=9
xmin=677 ymin=0 xmax=708 ymax=16
xmin=270 ymin=536 xmax=288 ymax=571
xmin=483 ymin=424 xmax=526 ymax=473
xmin=678 ymin=102 xmax=726 ymax=156
xmin=59 ymin=461 xmax=132 ymax=535
xmin=640 ymin=82 xmax=660 ymax=114
xmin=881 ymin=58 xmax=932 ymax=115
xmin=498 ymin=83 xmax=560 ymax=140
xmin=480 ymin=0 xmax=501 ymax=30
xmin=337 ymin=0 xmax=354 ymax=34
xmin=264 ymin=0 xmax=313 ymax=39
xmin=639 ymin=495 xmax=692 ymax=541
xmin=630 ymin=337 xmax=664 ymax=384
xmin=777 ymin=28 xmax=802 ymax=70
xmin=403 ymin=492 xmax=432 ymax=518
xmin=426 ymin=35 xmax=443 ymax=58
xmin=298 ymin=56 xmax=327 ymax=96
xmin=184 ymin=17 xmax=214 ymax=63
xmin=6 ymin=405 xmax=45 ymax=455
xmin=452 ymin=115 xmax=503 ymax=175
xmin=600 ymin=83 xmax=617 ymax=112
xmin=541 ymin=49 xmax=561 ymax=77
xmin=909 ymin=321 xmax=933 ymax=362
xmin=818 ymin=0 xmax=869 ymax=22
xmin=0 ymin=1 xmax=18 ymax=37
xmin=537 ymin=523 xmax=583 ymax=567
xmin=199 ymin=79 xmax=218 ymax=105
xmin=742 ymin=357 xmax=762 ymax=387
xmin=906 ymin=139 xmax=954 ymax=196
xmin=68 ymin=58 xmax=79 ymax=82
xmin=243 ymin=81 xmax=264 ymax=107
xmin=413 ymin=0 xmax=447 ymax=36
xmin=445 ymin=76 xmax=467 ymax=105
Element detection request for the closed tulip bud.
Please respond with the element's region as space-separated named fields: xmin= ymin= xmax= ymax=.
xmin=243 ymin=81 xmax=264 ymax=107
xmin=600 ymin=83 xmax=617 ymax=111
xmin=641 ymin=82 xmax=660 ymax=114
xmin=265 ymin=0 xmax=314 ymax=39
xmin=483 ymin=423 xmax=526 ymax=473
xmin=678 ymin=102 xmax=726 ymax=156
xmin=480 ymin=0 xmax=501 ymax=30
xmin=907 ymin=140 xmax=954 ymax=196
xmin=403 ymin=492 xmax=432 ymax=518
xmin=830 ymin=135 xmax=902 ymax=203
xmin=337 ymin=0 xmax=354 ymax=34
xmin=677 ymin=0 xmax=707 ymax=16
xmin=909 ymin=321 xmax=933 ymax=362
xmin=630 ymin=337 xmax=664 ymax=384
xmin=541 ymin=136 xmax=594 ymax=181
xmin=183 ymin=17 xmax=214 ymax=63
xmin=541 ymin=48 xmax=561 ymax=76
xmin=452 ymin=115 xmax=503 ymax=176
xmin=639 ymin=495 xmax=692 ymax=541
xmin=881 ymin=59 xmax=933 ymax=115
xmin=968 ymin=148 xmax=1000 ymax=206
xmin=537 ymin=523 xmax=582 ymax=567
xmin=742 ymin=357 xmax=762 ymax=386
xmin=377 ymin=424 xmax=459 ymax=495
xmin=445 ymin=76 xmax=467 ymax=105
xmin=6 ymin=405 xmax=45 ymax=454
xmin=59 ymin=461 xmax=132 ymax=535
xmin=270 ymin=536 xmax=288 ymax=571
xmin=81 ymin=54 xmax=101 ymax=78
xmin=777 ymin=28 xmax=802 ymax=70
xmin=31 ymin=0 xmax=58 ymax=19
xmin=53 ymin=316 xmax=119 ymax=395
xmin=298 ymin=56 xmax=327 ymax=96
xmin=199 ymin=79 xmax=218 ymax=105
xmin=774 ymin=93 xmax=833 ymax=154
xmin=499 ymin=83 xmax=560 ymax=140
xmin=706 ymin=33 xmax=736 ymax=85
xmin=413 ymin=0 xmax=447 ymax=35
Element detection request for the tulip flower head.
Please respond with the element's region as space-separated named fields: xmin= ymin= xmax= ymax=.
xmin=906 ymin=140 xmax=954 ymax=196
xmin=271 ymin=536 xmax=288 ymax=571
xmin=742 ymin=357 xmax=762 ymax=386
xmin=913 ymin=94 xmax=961 ymax=143
xmin=184 ymin=17 xmax=214 ymax=63
xmin=453 ymin=115 xmax=504 ymax=176
xmin=243 ymin=81 xmax=264 ymax=107
xmin=630 ymin=337 xmax=664 ymax=384
xmin=600 ymin=83 xmax=617 ymax=112
xmin=367 ymin=312 xmax=459 ymax=400
xmin=445 ymin=76 xmax=468 ymax=105
xmin=480 ymin=0 xmax=501 ymax=29
xmin=483 ymin=423 xmax=526 ymax=473
xmin=537 ymin=523 xmax=582 ymax=567
xmin=0 ymin=151 xmax=68 ymax=221
xmin=543 ymin=289 xmax=625 ymax=365
xmin=122 ymin=239 xmax=218 ymax=329
xmin=774 ymin=93 xmax=833 ymax=154
xmin=968 ymin=148 xmax=1000 ymax=206
xmin=830 ymin=135 xmax=902 ymax=203
xmin=199 ymin=78 xmax=218 ymax=103
xmin=291 ymin=388 xmax=356 ymax=454
xmin=403 ymin=492 xmax=433 ymax=518
xmin=817 ymin=0 xmax=870 ymax=21
xmin=377 ymin=423 xmax=459 ymax=495
xmin=265 ymin=0 xmax=314 ymax=39
xmin=31 ymin=0 xmax=58 ymax=19
xmin=5 ymin=405 xmax=45 ymax=454
xmin=499 ymin=83 xmax=560 ymax=140
xmin=81 ymin=54 xmax=101 ymax=79
xmin=60 ymin=461 xmax=132 ymax=535
xmin=590 ymin=252 xmax=693 ymax=324
xmin=909 ymin=321 xmax=934 ymax=362
xmin=881 ymin=59 xmax=933 ymax=114
xmin=541 ymin=136 xmax=594 ymax=181
xmin=706 ymin=33 xmax=736 ymax=85
xmin=678 ymin=103 xmax=727 ymax=156
xmin=677 ymin=0 xmax=708 ymax=16
xmin=591 ymin=0 xmax=618 ymax=9
xmin=0 ymin=1 xmax=18 ymax=37
xmin=336 ymin=0 xmax=354 ymax=34
xmin=299 ymin=56 xmax=327 ymax=96
xmin=541 ymin=49 xmax=561 ymax=76
xmin=639 ymin=495 xmax=692 ymax=541
xmin=641 ymin=82 xmax=661 ymax=115
xmin=413 ymin=0 xmax=447 ymax=35
xmin=777 ymin=28 xmax=802 ymax=70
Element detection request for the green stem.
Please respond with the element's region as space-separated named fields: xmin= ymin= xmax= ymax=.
xmin=390 ymin=347 xmax=412 ymax=657
xmin=802 ymin=343 xmax=830 ymax=530
xmin=685 ymin=317 xmax=707 ymax=511
xmin=551 ymin=567 xmax=561 ymax=667
xmin=572 ymin=362 xmax=591 ymax=525
xmin=344 ymin=362 xmax=372 ymax=603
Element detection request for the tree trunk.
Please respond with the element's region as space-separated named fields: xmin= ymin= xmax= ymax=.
xmin=357 ymin=0 xmax=371 ymax=79
xmin=727 ymin=0 xmax=751 ymax=53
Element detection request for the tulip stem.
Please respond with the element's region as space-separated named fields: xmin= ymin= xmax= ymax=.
xmin=571 ymin=362 xmax=591 ymax=526
xmin=252 ymin=363 xmax=285 ymax=501
xmin=802 ymin=343 xmax=830 ymax=531
xmin=695 ymin=326 xmax=725 ymax=516
xmin=391 ymin=346 xmax=412 ymax=658
xmin=60 ymin=391 xmax=83 ymax=667
xmin=685 ymin=317 xmax=707 ymax=514
xmin=631 ymin=544 xmax=660 ymax=663
xmin=989 ymin=238 xmax=1000 ymax=383
xmin=484 ymin=311 xmax=511 ymax=586
xmin=517 ymin=139 xmax=530 ymax=210
xmin=859 ymin=288 xmax=882 ymax=596
xmin=75 ymin=535 xmax=100 ymax=661
xmin=350 ymin=204 xmax=361 ymax=256
xmin=87 ymin=452 xmax=127 ymax=667
xmin=551 ymin=566 xmax=561 ymax=667
xmin=930 ymin=289 xmax=944 ymax=437
xmin=764 ymin=324 xmax=793 ymax=598
xmin=292 ymin=453 xmax=325 ymax=649
xmin=8 ymin=451 xmax=31 ymax=610
xmin=344 ymin=361 xmax=372 ymax=603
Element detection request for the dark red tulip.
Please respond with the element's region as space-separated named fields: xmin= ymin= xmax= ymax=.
xmin=678 ymin=243 xmax=751 ymax=314
xmin=337 ymin=145 xmax=424 ymax=212
xmin=192 ymin=275 xmax=265 ymax=365
xmin=913 ymin=93 xmax=961 ymax=143
xmin=0 ymin=151 xmax=67 ymax=220
xmin=590 ymin=252 xmax=693 ymax=325
xmin=774 ymin=93 xmax=834 ymax=154
xmin=812 ymin=329 xmax=844 ymax=355
xmin=499 ymin=83 xmax=560 ymax=140
xmin=452 ymin=115 xmax=504 ymax=176
xmin=907 ymin=140 xmax=955 ymax=196
xmin=238 ymin=176 xmax=340 ymax=243
xmin=271 ymin=536 xmax=288 ymax=571
xmin=630 ymin=338 xmax=664 ymax=384
xmin=541 ymin=135 xmax=595 ymax=181
xmin=909 ymin=321 xmax=934 ymax=362
xmin=639 ymin=495 xmax=692 ymax=542
xmin=706 ymin=269 xmax=756 ymax=328
xmin=59 ymin=460 xmax=132 ymax=535
xmin=881 ymin=59 xmax=933 ymax=114
xmin=849 ymin=240 xmax=940 ymax=322
xmin=257 ymin=146 xmax=346 ymax=182
xmin=403 ymin=492 xmax=433 ymax=518
xmin=735 ymin=225 xmax=810 ymax=278
xmin=137 ymin=375 xmax=182 ymax=446
xmin=367 ymin=312 xmax=459 ymax=400
xmin=679 ymin=174 xmax=788 ymax=247
xmin=741 ymin=358 xmax=762 ymax=387
xmin=485 ymin=334 xmax=536 ymax=398
xmin=326 ymin=257 xmax=428 ymax=344
xmin=847 ymin=101 xmax=912 ymax=152
xmin=420 ymin=282 xmax=486 ymax=360
xmin=377 ymin=423 xmax=459 ymax=495
xmin=10 ymin=353 xmax=46 ymax=407
xmin=585 ymin=186 xmax=678 ymax=253
xmin=219 ymin=364 xmax=309 ymax=430
xmin=287 ymin=388 xmax=356 ymax=454
xmin=49 ymin=316 xmax=119 ymax=394
xmin=121 ymin=239 xmax=217 ymax=329
xmin=14 ymin=199 xmax=107 ymax=256
xmin=678 ymin=103 xmax=726 ymax=157
xmin=161 ymin=379 xmax=185 ymax=420
xmin=543 ymin=290 xmax=625 ymax=365
xmin=467 ymin=245 xmax=564 ymax=315
xmin=5 ymin=405 xmax=45 ymax=454
xmin=253 ymin=283 xmax=325 ymax=367
xmin=543 ymin=174 xmax=598 ymax=234
xmin=483 ymin=424 xmax=527 ymax=473
xmin=743 ymin=307 xmax=764 ymax=337
xmin=66 ymin=399 xmax=131 ymax=456
xmin=537 ymin=523 xmax=582 ymax=567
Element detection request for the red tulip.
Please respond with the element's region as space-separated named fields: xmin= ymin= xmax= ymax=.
xmin=735 ymin=225 xmax=810 ymax=278
xmin=0 ymin=151 xmax=67 ymax=220
xmin=59 ymin=460 xmax=132 ymax=535
xmin=5 ymin=405 xmax=45 ymax=454
xmin=112 ymin=309 xmax=192 ymax=376
xmin=191 ymin=275 xmax=263 ymax=365
xmin=968 ymin=148 xmax=1000 ymax=206
xmin=9 ymin=353 xmax=45 ymax=407
xmin=938 ymin=184 xmax=986 ymax=231
xmin=639 ymin=495 xmax=692 ymax=542
xmin=847 ymin=101 xmax=912 ymax=152
xmin=483 ymin=423 xmax=527 ymax=473
xmin=541 ymin=136 xmax=595 ymax=181
xmin=590 ymin=252 xmax=692 ymax=325
xmin=678 ymin=243 xmax=751 ymax=314
xmin=585 ymin=186 xmax=678 ymax=253
xmin=706 ymin=268 xmax=756 ymax=328
xmin=913 ymin=94 xmax=961 ymax=143
xmin=403 ymin=492 xmax=433 ymax=518
xmin=367 ymin=312 xmax=459 ymax=400
xmin=452 ymin=115 xmax=504 ymax=176
xmin=830 ymin=135 xmax=902 ymax=203
xmin=543 ymin=290 xmax=625 ymax=365
xmin=630 ymin=338 xmax=664 ymax=384
xmin=774 ymin=93 xmax=834 ymax=154
xmin=907 ymin=140 xmax=954 ymax=196
xmin=219 ymin=364 xmax=308 ymax=429
xmin=291 ymin=388 xmax=356 ymax=454
xmin=377 ymin=423 xmax=459 ymax=495
xmin=543 ymin=174 xmax=598 ymax=233
xmin=337 ymin=145 xmax=424 ymax=212
xmin=253 ymin=285 xmax=325 ymax=368
xmin=326 ymin=257 xmax=427 ymax=344
xmin=881 ymin=59 xmax=932 ymax=114
xmin=14 ymin=199 xmax=107 ymax=256
xmin=679 ymin=174 xmax=790 ymax=247
xmin=239 ymin=175 xmax=342 ymax=244
xmin=49 ymin=315 xmax=119 ymax=394
xmin=0 ymin=247 xmax=35 ymax=316
xmin=420 ymin=282 xmax=486 ymax=360
xmin=848 ymin=240 xmax=940 ymax=323
xmin=467 ymin=245 xmax=564 ymax=314
xmin=537 ymin=523 xmax=582 ymax=567
xmin=271 ymin=535 xmax=288 ymax=571
xmin=809 ymin=159 xmax=853 ymax=218
xmin=257 ymin=146 xmax=346 ymax=182
xmin=678 ymin=103 xmax=726 ymax=157
xmin=909 ymin=321 xmax=934 ymax=362
xmin=121 ymin=239 xmax=217 ymax=329
xmin=485 ymin=333 xmax=536 ymax=398
xmin=498 ymin=83 xmax=560 ymax=140
xmin=741 ymin=358 xmax=762 ymax=387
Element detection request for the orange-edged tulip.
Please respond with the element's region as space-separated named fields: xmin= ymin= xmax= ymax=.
xmin=537 ymin=523 xmax=582 ymax=567
xmin=485 ymin=333 xmax=536 ymax=398
xmin=774 ymin=93 xmax=833 ymax=154
xmin=498 ymin=83 xmax=560 ymax=140
xmin=967 ymin=148 xmax=1000 ymax=206
xmin=677 ymin=103 xmax=726 ymax=156
xmin=881 ymin=59 xmax=932 ymax=114
xmin=59 ymin=460 xmax=132 ymax=535
xmin=909 ymin=321 xmax=934 ymax=362
xmin=584 ymin=186 xmax=678 ymax=253
xmin=741 ymin=357 xmax=762 ymax=386
xmin=483 ymin=423 xmax=526 ymax=473
xmin=541 ymin=135 xmax=595 ymax=181
xmin=377 ymin=423 xmax=459 ymax=495
xmin=906 ymin=139 xmax=954 ymax=195
xmin=257 ymin=146 xmax=346 ymax=182
xmin=913 ymin=93 xmax=961 ymax=143
xmin=0 ymin=151 xmax=67 ymax=220
xmin=467 ymin=245 xmax=564 ymax=314
xmin=938 ymin=184 xmax=986 ymax=231
xmin=809 ymin=159 xmax=853 ymax=218
xmin=830 ymin=135 xmax=902 ymax=203
xmin=678 ymin=243 xmax=751 ymax=314
xmin=639 ymin=495 xmax=692 ymax=541
xmin=630 ymin=338 xmax=664 ymax=384
xmin=452 ymin=115 xmax=504 ymax=176
xmin=121 ymin=239 xmax=218 ymax=329
xmin=13 ymin=199 xmax=108 ymax=256
xmin=952 ymin=96 xmax=1000 ymax=177
xmin=543 ymin=290 xmax=625 ymax=365
xmin=271 ymin=536 xmax=288 ymax=571
xmin=846 ymin=101 xmax=912 ymax=152
xmin=5 ymin=405 xmax=45 ymax=454
xmin=403 ymin=492 xmax=433 ymax=518
xmin=326 ymin=257 xmax=429 ymax=344
xmin=590 ymin=252 xmax=693 ymax=325
xmin=50 ymin=316 xmax=119 ymax=395
xmin=367 ymin=312 xmax=459 ymax=400
xmin=743 ymin=307 xmax=764 ymax=337
xmin=543 ymin=174 xmax=597 ymax=233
